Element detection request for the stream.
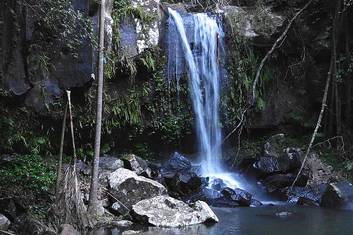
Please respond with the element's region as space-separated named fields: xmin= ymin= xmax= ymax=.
xmin=101 ymin=206 xmax=353 ymax=235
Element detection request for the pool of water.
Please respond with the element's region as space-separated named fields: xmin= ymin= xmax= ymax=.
xmin=97 ymin=206 xmax=353 ymax=235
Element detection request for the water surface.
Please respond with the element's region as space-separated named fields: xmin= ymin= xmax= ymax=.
xmin=101 ymin=206 xmax=353 ymax=235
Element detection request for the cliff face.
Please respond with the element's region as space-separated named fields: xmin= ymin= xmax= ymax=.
xmin=0 ymin=0 xmax=351 ymax=155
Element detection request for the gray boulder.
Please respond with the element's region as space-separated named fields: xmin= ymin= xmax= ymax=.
xmin=131 ymin=196 xmax=218 ymax=227
xmin=59 ymin=224 xmax=79 ymax=235
xmin=122 ymin=154 xmax=149 ymax=175
xmin=0 ymin=213 xmax=10 ymax=230
xmin=108 ymin=168 xmax=167 ymax=210
xmin=320 ymin=181 xmax=353 ymax=209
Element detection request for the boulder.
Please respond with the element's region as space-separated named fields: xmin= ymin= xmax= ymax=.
xmin=131 ymin=196 xmax=218 ymax=227
xmin=100 ymin=155 xmax=124 ymax=171
xmin=59 ymin=224 xmax=80 ymax=235
xmin=108 ymin=168 xmax=167 ymax=210
xmin=253 ymin=154 xmax=301 ymax=176
xmin=161 ymin=152 xmax=192 ymax=177
xmin=122 ymin=154 xmax=149 ymax=175
xmin=221 ymin=188 xmax=253 ymax=207
xmin=263 ymin=173 xmax=308 ymax=193
xmin=163 ymin=172 xmax=202 ymax=197
xmin=98 ymin=155 xmax=124 ymax=187
xmin=282 ymin=185 xmax=326 ymax=206
xmin=263 ymin=134 xmax=286 ymax=158
xmin=320 ymin=181 xmax=353 ymax=209
xmin=0 ymin=213 xmax=10 ymax=230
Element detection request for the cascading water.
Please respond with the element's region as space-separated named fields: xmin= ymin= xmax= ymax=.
xmin=168 ymin=8 xmax=234 ymax=183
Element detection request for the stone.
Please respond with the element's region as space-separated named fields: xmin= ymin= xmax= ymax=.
xmin=263 ymin=173 xmax=308 ymax=193
xmin=59 ymin=224 xmax=80 ymax=235
xmin=252 ymin=154 xmax=301 ymax=176
xmin=161 ymin=152 xmax=192 ymax=176
xmin=0 ymin=213 xmax=10 ymax=231
xmin=221 ymin=188 xmax=253 ymax=207
xmin=250 ymin=199 xmax=263 ymax=207
xmin=108 ymin=168 xmax=167 ymax=210
xmin=283 ymin=185 xmax=326 ymax=205
xmin=263 ymin=134 xmax=286 ymax=158
xmin=275 ymin=211 xmax=293 ymax=217
xmin=76 ymin=160 xmax=91 ymax=175
xmin=122 ymin=154 xmax=148 ymax=175
xmin=99 ymin=155 xmax=124 ymax=171
xmin=131 ymin=196 xmax=218 ymax=227
xmin=320 ymin=181 xmax=353 ymax=209
xmin=111 ymin=201 xmax=130 ymax=216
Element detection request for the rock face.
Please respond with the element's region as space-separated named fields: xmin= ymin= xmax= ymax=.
xmin=320 ymin=182 xmax=353 ymax=209
xmin=131 ymin=195 xmax=218 ymax=227
xmin=108 ymin=168 xmax=167 ymax=210
xmin=59 ymin=224 xmax=80 ymax=235
xmin=161 ymin=152 xmax=202 ymax=197
xmin=122 ymin=154 xmax=149 ymax=176
xmin=0 ymin=213 xmax=10 ymax=230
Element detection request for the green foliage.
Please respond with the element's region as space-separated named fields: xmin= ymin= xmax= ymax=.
xmin=223 ymin=35 xmax=273 ymax=128
xmin=25 ymin=0 xmax=93 ymax=78
xmin=0 ymin=154 xmax=56 ymax=194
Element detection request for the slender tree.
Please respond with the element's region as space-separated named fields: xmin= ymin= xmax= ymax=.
xmin=89 ymin=0 xmax=105 ymax=215
xmin=56 ymin=103 xmax=68 ymax=197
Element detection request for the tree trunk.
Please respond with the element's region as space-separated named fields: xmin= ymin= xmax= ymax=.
xmin=345 ymin=13 xmax=351 ymax=128
xmin=56 ymin=103 xmax=68 ymax=197
xmin=89 ymin=0 xmax=105 ymax=215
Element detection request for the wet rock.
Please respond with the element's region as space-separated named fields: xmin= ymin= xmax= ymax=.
xmin=0 ymin=198 xmax=23 ymax=221
xmin=111 ymin=201 xmax=130 ymax=216
xmin=0 ymin=213 xmax=10 ymax=230
xmin=250 ymin=198 xmax=263 ymax=207
xmin=161 ymin=152 xmax=192 ymax=177
xmin=164 ymin=172 xmax=202 ymax=197
xmin=275 ymin=211 xmax=293 ymax=217
xmin=77 ymin=160 xmax=91 ymax=175
xmin=100 ymin=155 xmax=124 ymax=171
xmin=122 ymin=154 xmax=149 ymax=176
xmin=253 ymin=154 xmax=301 ymax=176
xmin=264 ymin=134 xmax=286 ymax=158
xmin=263 ymin=173 xmax=308 ymax=193
xmin=108 ymin=168 xmax=167 ymax=210
xmin=210 ymin=178 xmax=227 ymax=191
xmin=297 ymin=197 xmax=319 ymax=207
xmin=223 ymin=5 xmax=284 ymax=40
xmin=131 ymin=195 xmax=218 ymax=227
xmin=320 ymin=181 xmax=353 ymax=209
xmin=59 ymin=224 xmax=80 ymax=235
xmin=305 ymin=152 xmax=337 ymax=186
xmin=282 ymin=185 xmax=326 ymax=205
xmin=221 ymin=188 xmax=253 ymax=207
xmin=122 ymin=230 xmax=141 ymax=235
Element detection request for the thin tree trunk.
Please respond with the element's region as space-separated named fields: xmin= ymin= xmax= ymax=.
xmin=345 ymin=14 xmax=351 ymax=128
xmin=56 ymin=103 xmax=68 ymax=197
xmin=291 ymin=0 xmax=341 ymax=189
xmin=66 ymin=90 xmax=77 ymax=167
xmin=89 ymin=0 xmax=105 ymax=215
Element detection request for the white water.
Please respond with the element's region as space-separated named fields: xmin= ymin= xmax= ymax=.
xmin=168 ymin=9 xmax=224 ymax=178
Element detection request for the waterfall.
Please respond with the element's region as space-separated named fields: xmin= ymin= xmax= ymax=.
xmin=168 ymin=9 xmax=223 ymax=177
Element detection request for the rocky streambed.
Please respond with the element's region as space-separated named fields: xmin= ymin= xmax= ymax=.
xmin=1 ymin=134 xmax=353 ymax=234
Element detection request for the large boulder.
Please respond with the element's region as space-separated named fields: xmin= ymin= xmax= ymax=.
xmin=161 ymin=152 xmax=193 ymax=177
xmin=122 ymin=154 xmax=149 ymax=176
xmin=252 ymin=155 xmax=300 ymax=176
xmin=263 ymin=173 xmax=308 ymax=193
xmin=0 ymin=213 xmax=10 ymax=230
xmin=131 ymin=196 xmax=218 ymax=227
xmin=220 ymin=188 xmax=253 ymax=207
xmin=161 ymin=152 xmax=202 ymax=197
xmin=320 ymin=181 xmax=353 ymax=209
xmin=59 ymin=224 xmax=79 ymax=235
xmin=108 ymin=168 xmax=167 ymax=210
xmin=281 ymin=185 xmax=326 ymax=206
